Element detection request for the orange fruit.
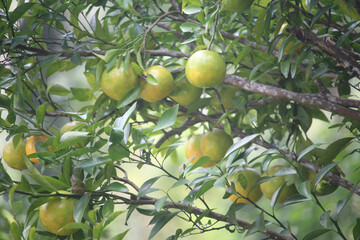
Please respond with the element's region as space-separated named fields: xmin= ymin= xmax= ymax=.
xmin=200 ymin=129 xmax=233 ymax=164
xmin=26 ymin=136 xmax=54 ymax=164
xmin=185 ymin=50 xmax=226 ymax=88
xmin=39 ymin=191 xmax=77 ymax=236
xmin=185 ymin=135 xmax=214 ymax=168
xmin=222 ymin=0 xmax=255 ymax=12
xmin=140 ymin=66 xmax=175 ymax=102
xmin=170 ymin=77 xmax=202 ymax=107
xmin=2 ymin=136 xmax=27 ymax=170
xmin=228 ymin=168 xmax=263 ymax=203
xmin=211 ymin=84 xmax=238 ymax=111
xmin=101 ymin=64 xmax=139 ymax=100
xmin=260 ymin=165 xmax=297 ymax=204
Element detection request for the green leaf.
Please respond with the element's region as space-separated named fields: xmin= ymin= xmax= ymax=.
xmin=183 ymin=5 xmax=201 ymax=14
xmin=58 ymin=131 xmax=90 ymax=150
xmin=102 ymin=199 xmax=115 ymax=217
xmin=9 ymin=184 xmax=18 ymax=207
xmin=138 ymin=176 xmax=162 ymax=197
xmin=353 ymin=218 xmax=360 ymax=240
xmin=27 ymin=197 xmax=52 ymax=215
xmin=106 ymin=182 xmax=129 ymax=192
xmin=74 ymin=157 xmax=112 ymax=169
xmin=105 ymin=49 xmax=123 ymax=63
xmin=117 ymin=86 xmax=141 ymax=108
xmin=297 ymin=144 xmax=322 ymax=160
xmin=109 ymin=144 xmax=129 ymax=161
xmin=183 ymin=156 xmax=212 ymax=176
xmin=224 ymin=134 xmax=259 ymax=160
xmin=43 ymin=176 xmax=69 ymax=190
xmin=337 ymin=184 xmax=357 ymax=214
xmin=310 ymin=5 xmax=332 ymax=28
xmin=74 ymin=194 xmax=90 ymax=222
xmin=155 ymin=196 xmax=167 ymax=212
xmin=255 ymin=212 xmax=265 ymax=232
xmin=180 ymin=22 xmax=200 ymax=32
xmin=47 ymin=83 xmax=70 ymax=96
xmin=249 ymin=62 xmax=266 ymax=81
xmin=24 ymin=157 xmax=56 ymax=192
xmin=315 ymin=162 xmax=338 ymax=187
xmin=71 ymin=53 xmax=82 ymax=65
xmin=35 ymin=103 xmax=47 ymax=127
xmin=111 ymin=229 xmax=130 ymax=240
xmin=317 ymin=137 xmax=353 ymax=165
xmin=70 ymin=87 xmax=93 ymax=101
xmin=280 ymin=57 xmax=291 ymax=78
xmin=10 ymin=222 xmax=21 ymax=240
xmin=146 ymin=74 xmax=159 ymax=85
xmin=29 ymin=226 xmax=36 ymax=240
xmin=297 ymin=181 xmax=313 ymax=200
xmin=149 ymin=212 xmax=179 ymax=239
xmin=320 ymin=211 xmax=331 ymax=228
xmin=60 ymin=222 xmax=91 ymax=231
xmin=153 ymin=105 xmax=179 ymax=133
xmin=195 ymin=180 xmax=215 ymax=199
xmin=114 ymin=102 xmax=137 ymax=131
xmin=0 ymin=94 xmax=11 ymax=109
xmin=302 ymin=229 xmax=333 ymax=240
xmin=9 ymin=3 xmax=35 ymax=25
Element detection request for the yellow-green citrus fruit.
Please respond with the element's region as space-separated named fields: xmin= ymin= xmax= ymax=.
xmin=260 ymin=165 xmax=297 ymax=203
xmin=25 ymin=135 xmax=54 ymax=164
xmin=211 ymin=84 xmax=238 ymax=111
xmin=60 ymin=121 xmax=89 ymax=148
xmin=185 ymin=135 xmax=214 ymax=168
xmin=39 ymin=191 xmax=77 ymax=236
xmin=185 ymin=50 xmax=226 ymax=88
xmin=308 ymin=170 xmax=339 ymax=196
xmin=200 ymin=129 xmax=233 ymax=164
xmin=101 ymin=64 xmax=138 ymax=100
xmin=222 ymin=0 xmax=255 ymax=12
xmin=140 ymin=66 xmax=175 ymax=102
xmin=3 ymin=136 xmax=27 ymax=170
xmin=170 ymin=78 xmax=202 ymax=107
xmin=338 ymin=0 xmax=360 ymax=21
xmin=228 ymin=168 xmax=263 ymax=203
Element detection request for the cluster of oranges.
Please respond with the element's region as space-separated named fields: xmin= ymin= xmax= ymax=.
xmin=2 ymin=121 xmax=88 ymax=236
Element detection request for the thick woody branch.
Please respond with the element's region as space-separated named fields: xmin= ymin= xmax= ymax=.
xmin=288 ymin=26 xmax=360 ymax=79
xmin=225 ymin=75 xmax=360 ymax=122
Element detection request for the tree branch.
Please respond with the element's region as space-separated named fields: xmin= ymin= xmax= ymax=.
xmin=288 ymin=26 xmax=360 ymax=79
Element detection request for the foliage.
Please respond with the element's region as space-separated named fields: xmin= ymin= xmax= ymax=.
xmin=1 ymin=0 xmax=360 ymax=239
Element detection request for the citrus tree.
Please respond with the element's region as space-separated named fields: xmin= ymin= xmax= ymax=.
xmin=1 ymin=0 xmax=360 ymax=239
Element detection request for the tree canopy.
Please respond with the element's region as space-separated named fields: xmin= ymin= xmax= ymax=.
xmin=1 ymin=0 xmax=360 ymax=239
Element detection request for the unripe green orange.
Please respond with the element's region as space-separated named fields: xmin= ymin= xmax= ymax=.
xmin=39 ymin=191 xmax=77 ymax=236
xmin=140 ymin=66 xmax=175 ymax=102
xmin=185 ymin=135 xmax=214 ymax=168
xmin=170 ymin=78 xmax=202 ymax=107
xmin=3 ymin=136 xmax=27 ymax=170
xmin=101 ymin=64 xmax=138 ymax=100
xmin=260 ymin=165 xmax=297 ymax=204
xmin=228 ymin=168 xmax=263 ymax=204
xmin=200 ymin=129 xmax=233 ymax=164
xmin=185 ymin=50 xmax=226 ymax=88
